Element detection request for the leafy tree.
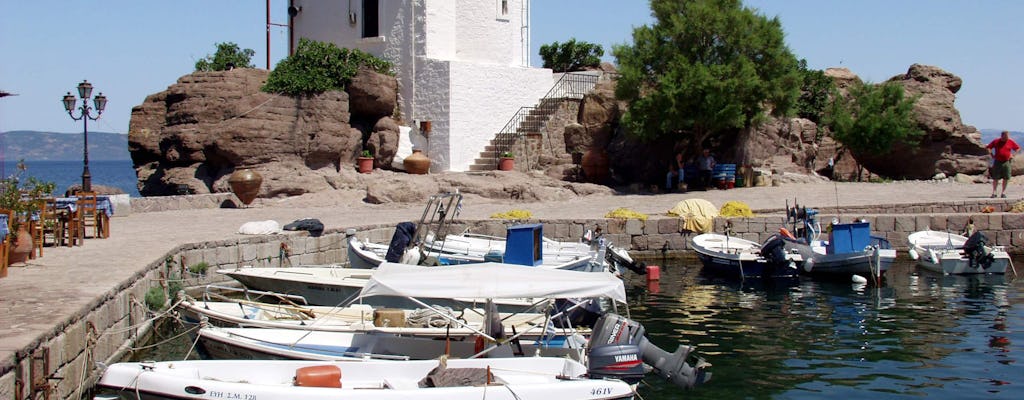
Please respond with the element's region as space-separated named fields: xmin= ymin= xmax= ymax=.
xmin=195 ymin=42 xmax=255 ymax=71
xmin=823 ymin=81 xmax=923 ymax=180
xmin=539 ymin=38 xmax=604 ymax=72
xmin=795 ymin=59 xmax=834 ymax=124
xmin=613 ymin=0 xmax=801 ymax=148
xmin=262 ymin=38 xmax=393 ymax=96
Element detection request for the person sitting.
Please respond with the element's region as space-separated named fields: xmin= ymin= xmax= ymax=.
xmin=665 ymin=153 xmax=685 ymax=191
xmin=696 ymin=148 xmax=716 ymax=190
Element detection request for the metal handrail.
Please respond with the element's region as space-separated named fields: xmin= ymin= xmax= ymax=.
xmin=489 ymin=73 xmax=601 ymax=168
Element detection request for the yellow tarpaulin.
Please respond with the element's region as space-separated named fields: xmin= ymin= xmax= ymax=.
xmin=667 ymin=198 xmax=718 ymax=233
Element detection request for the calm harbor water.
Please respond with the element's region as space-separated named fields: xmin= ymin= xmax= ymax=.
xmin=129 ymin=257 xmax=1022 ymax=399
xmin=1 ymin=159 xmax=138 ymax=197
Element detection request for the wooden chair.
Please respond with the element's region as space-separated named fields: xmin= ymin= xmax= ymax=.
xmin=0 ymin=209 xmax=11 ymax=276
xmin=39 ymin=198 xmax=69 ymax=248
xmin=77 ymin=192 xmax=101 ymax=239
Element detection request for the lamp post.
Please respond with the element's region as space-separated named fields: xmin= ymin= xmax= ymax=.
xmin=62 ymin=80 xmax=107 ymax=193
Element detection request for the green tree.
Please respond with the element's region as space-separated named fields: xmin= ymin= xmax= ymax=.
xmin=795 ymin=59 xmax=834 ymax=124
xmin=612 ymin=0 xmax=801 ymax=148
xmin=194 ymin=42 xmax=255 ymax=71
xmin=262 ymin=38 xmax=393 ymax=96
xmin=539 ymin=38 xmax=604 ymax=72
xmin=824 ymin=81 xmax=923 ymax=180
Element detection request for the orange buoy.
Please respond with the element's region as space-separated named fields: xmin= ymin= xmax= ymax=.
xmin=295 ymin=365 xmax=342 ymax=388
xmin=646 ymin=265 xmax=661 ymax=281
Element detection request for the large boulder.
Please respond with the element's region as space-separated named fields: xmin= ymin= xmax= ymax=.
xmin=347 ymin=69 xmax=398 ymax=119
xmin=853 ymin=64 xmax=989 ymax=178
xmin=128 ymin=68 xmax=400 ymax=197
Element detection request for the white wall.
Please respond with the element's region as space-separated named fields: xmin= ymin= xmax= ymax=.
xmin=448 ymin=62 xmax=552 ymax=171
xmin=289 ymin=0 xmax=546 ymax=172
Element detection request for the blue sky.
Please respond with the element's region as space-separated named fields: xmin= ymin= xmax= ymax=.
xmin=2 ymin=0 xmax=1022 ymax=136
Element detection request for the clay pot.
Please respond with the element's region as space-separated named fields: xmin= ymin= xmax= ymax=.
xmin=581 ymin=148 xmax=610 ymax=183
xmin=228 ymin=168 xmax=263 ymax=206
xmin=498 ymin=157 xmax=515 ymax=171
xmin=8 ymin=225 xmax=32 ymax=266
xmin=404 ymin=149 xmax=430 ymax=174
xmin=357 ymin=157 xmax=374 ymax=174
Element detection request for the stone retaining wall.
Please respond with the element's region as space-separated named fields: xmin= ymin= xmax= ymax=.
xmin=6 ymin=201 xmax=1024 ymax=400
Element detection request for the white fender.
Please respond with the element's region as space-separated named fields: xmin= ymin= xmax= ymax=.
xmin=851 ymin=274 xmax=868 ymax=284
xmin=908 ymin=248 xmax=919 ymax=261
xmin=803 ymin=257 xmax=815 ymax=273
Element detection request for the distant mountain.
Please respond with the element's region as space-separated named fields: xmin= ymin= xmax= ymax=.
xmin=0 ymin=130 xmax=129 ymax=161
xmin=979 ymin=129 xmax=1024 ymax=145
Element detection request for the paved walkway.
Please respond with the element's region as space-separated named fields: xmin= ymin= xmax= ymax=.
xmin=0 ymin=180 xmax=1011 ymax=367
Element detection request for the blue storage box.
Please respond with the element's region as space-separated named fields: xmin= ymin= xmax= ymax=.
xmin=827 ymin=222 xmax=871 ymax=254
xmin=504 ymin=224 xmax=543 ymax=266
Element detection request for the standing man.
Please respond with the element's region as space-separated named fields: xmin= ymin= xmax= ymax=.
xmin=986 ymin=130 xmax=1020 ymax=198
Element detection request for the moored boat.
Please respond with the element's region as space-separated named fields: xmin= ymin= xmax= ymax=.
xmin=690 ymin=233 xmax=801 ymax=279
xmin=907 ymin=230 xmax=1009 ymax=274
xmin=93 ymin=358 xmax=639 ymax=400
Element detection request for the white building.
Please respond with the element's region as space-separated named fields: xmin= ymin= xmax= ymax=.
xmin=288 ymin=0 xmax=553 ymax=172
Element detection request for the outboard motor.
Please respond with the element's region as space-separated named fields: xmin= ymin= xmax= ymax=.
xmin=587 ymin=343 xmax=645 ymax=384
xmin=589 ymin=313 xmax=711 ymax=389
xmin=385 ymin=222 xmax=417 ymax=262
xmin=759 ymin=234 xmax=788 ymax=267
xmin=605 ymin=244 xmax=647 ymax=275
xmin=963 ymin=231 xmax=995 ymax=270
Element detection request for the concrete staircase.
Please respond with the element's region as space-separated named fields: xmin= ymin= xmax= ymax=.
xmin=467 ymin=72 xmax=601 ymax=171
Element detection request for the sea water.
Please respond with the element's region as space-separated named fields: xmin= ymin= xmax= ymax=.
xmin=1 ymin=160 xmax=139 ymax=197
xmin=132 ymin=257 xmax=1023 ymax=399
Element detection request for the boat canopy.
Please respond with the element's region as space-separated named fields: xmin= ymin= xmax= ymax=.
xmin=359 ymin=262 xmax=627 ymax=302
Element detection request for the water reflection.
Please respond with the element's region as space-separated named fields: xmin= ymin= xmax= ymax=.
xmin=628 ymin=256 xmax=1022 ymax=399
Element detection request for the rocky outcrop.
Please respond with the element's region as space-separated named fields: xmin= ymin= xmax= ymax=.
xmin=853 ymin=64 xmax=989 ymax=179
xmin=128 ymin=68 xmax=399 ymax=197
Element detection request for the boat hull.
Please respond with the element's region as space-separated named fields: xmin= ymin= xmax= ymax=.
xmin=94 ymin=359 xmax=636 ymax=400
xmin=909 ymin=230 xmax=1009 ymax=274
xmin=691 ymin=234 xmax=801 ymax=279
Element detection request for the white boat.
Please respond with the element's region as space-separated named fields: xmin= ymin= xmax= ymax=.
xmin=212 ymin=262 xmax=710 ymax=390
xmin=784 ymin=204 xmax=897 ymax=280
xmin=218 ymin=266 xmax=536 ymax=311
xmin=346 ymin=192 xmax=645 ymax=275
xmin=690 ymin=233 xmax=801 ymax=279
xmin=347 ymin=234 xmax=608 ymax=272
xmin=907 ymin=230 xmax=1009 ymax=274
xmin=93 ymin=358 xmax=638 ymax=400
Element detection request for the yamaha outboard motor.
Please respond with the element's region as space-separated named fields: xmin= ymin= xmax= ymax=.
xmin=384 ymin=222 xmax=417 ymax=262
xmin=587 ymin=344 xmax=646 ymax=384
xmin=605 ymin=244 xmax=647 ymax=275
xmin=588 ymin=313 xmax=711 ymax=389
xmin=963 ymin=231 xmax=995 ymax=270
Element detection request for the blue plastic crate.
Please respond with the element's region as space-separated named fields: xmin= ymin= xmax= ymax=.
xmin=827 ymin=222 xmax=871 ymax=255
xmin=504 ymin=224 xmax=543 ymax=266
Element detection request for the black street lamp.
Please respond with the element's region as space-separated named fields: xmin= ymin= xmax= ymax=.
xmin=62 ymin=80 xmax=107 ymax=193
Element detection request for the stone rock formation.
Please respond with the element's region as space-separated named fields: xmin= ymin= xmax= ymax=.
xmin=854 ymin=64 xmax=989 ymax=179
xmin=128 ymin=68 xmax=399 ymax=197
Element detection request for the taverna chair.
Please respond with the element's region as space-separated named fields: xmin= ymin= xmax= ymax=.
xmin=77 ymin=192 xmax=101 ymax=239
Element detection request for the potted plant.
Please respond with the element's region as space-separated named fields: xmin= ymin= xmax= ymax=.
xmin=357 ymin=149 xmax=374 ymax=174
xmin=498 ymin=151 xmax=515 ymax=171
xmin=0 ymin=162 xmax=56 ymax=267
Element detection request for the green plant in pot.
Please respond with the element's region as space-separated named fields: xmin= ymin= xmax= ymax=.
xmin=0 ymin=162 xmax=57 ymax=241
xmin=357 ymin=149 xmax=375 ymax=174
xmin=498 ymin=151 xmax=515 ymax=171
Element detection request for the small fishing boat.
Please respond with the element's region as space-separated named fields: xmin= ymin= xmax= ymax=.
xmin=92 ymin=358 xmax=639 ymax=400
xmin=347 ymin=192 xmax=645 ymax=275
xmin=784 ymin=204 xmax=896 ymax=281
xmin=690 ymin=233 xmax=801 ymax=279
xmin=907 ymin=230 xmax=1009 ymax=274
xmin=210 ymin=262 xmax=710 ymax=391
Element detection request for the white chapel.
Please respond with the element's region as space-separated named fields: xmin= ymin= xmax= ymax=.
xmin=287 ymin=0 xmax=554 ymax=172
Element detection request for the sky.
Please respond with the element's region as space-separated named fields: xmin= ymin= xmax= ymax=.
xmin=1 ymin=0 xmax=1022 ymax=136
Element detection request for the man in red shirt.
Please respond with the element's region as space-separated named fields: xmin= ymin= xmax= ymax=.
xmin=986 ymin=130 xmax=1020 ymax=198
